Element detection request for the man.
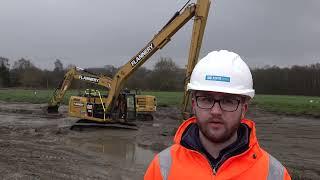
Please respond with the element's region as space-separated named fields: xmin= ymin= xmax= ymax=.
xmin=144 ymin=50 xmax=291 ymax=179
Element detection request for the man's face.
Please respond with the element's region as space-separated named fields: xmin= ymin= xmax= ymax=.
xmin=192 ymin=91 xmax=248 ymax=143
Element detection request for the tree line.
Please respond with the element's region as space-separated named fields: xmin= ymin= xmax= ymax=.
xmin=253 ymin=64 xmax=320 ymax=96
xmin=0 ymin=57 xmax=185 ymax=91
xmin=0 ymin=56 xmax=319 ymax=96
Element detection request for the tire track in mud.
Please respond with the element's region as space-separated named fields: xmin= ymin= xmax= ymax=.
xmin=247 ymin=108 xmax=320 ymax=179
xmin=0 ymin=142 xmax=77 ymax=162
xmin=0 ymin=140 xmax=111 ymax=179
xmin=0 ymin=105 xmax=112 ymax=179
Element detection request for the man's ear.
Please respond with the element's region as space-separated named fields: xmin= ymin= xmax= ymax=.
xmin=191 ymin=91 xmax=198 ymax=115
xmin=191 ymin=97 xmax=195 ymax=107
xmin=241 ymin=103 xmax=248 ymax=119
xmin=191 ymin=97 xmax=196 ymax=114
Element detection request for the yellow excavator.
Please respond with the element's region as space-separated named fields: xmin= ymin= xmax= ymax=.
xmin=47 ymin=0 xmax=210 ymax=127
xmin=47 ymin=66 xmax=156 ymax=121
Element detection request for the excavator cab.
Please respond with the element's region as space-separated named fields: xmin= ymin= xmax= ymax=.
xmin=69 ymin=89 xmax=138 ymax=122
xmin=122 ymin=93 xmax=137 ymax=121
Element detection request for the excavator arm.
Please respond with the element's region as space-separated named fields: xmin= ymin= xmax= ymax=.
xmin=47 ymin=66 xmax=113 ymax=113
xmin=182 ymin=0 xmax=210 ymax=120
xmin=105 ymin=0 xmax=211 ymax=117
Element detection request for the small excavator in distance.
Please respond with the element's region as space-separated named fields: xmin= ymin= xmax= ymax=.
xmin=47 ymin=66 xmax=156 ymax=122
xmin=47 ymin=0 xmax=210 ymax=127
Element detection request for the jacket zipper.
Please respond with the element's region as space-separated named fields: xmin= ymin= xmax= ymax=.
xmin=213 ymin=167 xmax=217 ymax=175
xmin=215 ymin=140 xmax=248 ymax=170
xmin=186 ymin=147 xmax=218 ymax=176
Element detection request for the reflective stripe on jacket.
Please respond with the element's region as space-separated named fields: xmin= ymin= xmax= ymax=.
xmin=144 ymin=117 xmax=291 ymax=180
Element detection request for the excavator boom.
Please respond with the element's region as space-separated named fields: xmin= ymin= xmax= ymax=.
xmin=182 ymin=0 xmax=210 ymax=120
xmin=105 ymin=0 xmax=210 ymax=116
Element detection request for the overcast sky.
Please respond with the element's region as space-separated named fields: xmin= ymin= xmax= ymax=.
xmin=0 ymin=0 xmax=319 ymax=70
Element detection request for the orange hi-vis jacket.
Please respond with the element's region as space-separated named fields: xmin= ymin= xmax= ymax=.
xmin=145 ymin=117 xmax=291 ymax=180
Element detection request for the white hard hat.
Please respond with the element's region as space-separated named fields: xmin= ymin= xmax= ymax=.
xmin=187 ymin=50 xmax=255 ymax=98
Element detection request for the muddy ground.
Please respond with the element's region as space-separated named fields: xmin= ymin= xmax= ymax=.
xmin=0 ymin=101 xmax=319 ymax=179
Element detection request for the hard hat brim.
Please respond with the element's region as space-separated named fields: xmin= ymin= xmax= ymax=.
xmin=187 ymin=83 xmax=255 ymax=98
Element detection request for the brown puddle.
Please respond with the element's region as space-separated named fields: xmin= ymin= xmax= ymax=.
xmin=66 ymin=137 xmax=156 ymax=166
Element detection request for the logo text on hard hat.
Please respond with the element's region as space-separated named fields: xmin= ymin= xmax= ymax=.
xmin=205 ymin=75 xmax=230 ymax=82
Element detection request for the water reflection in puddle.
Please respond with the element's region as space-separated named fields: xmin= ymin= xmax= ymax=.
xmin=66 ymin=137 xmax=156 ymax=166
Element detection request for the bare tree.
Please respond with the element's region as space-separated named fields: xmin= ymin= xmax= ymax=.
xmin=150 ymin=57 xmax=183 ymax=91
xmin=54 ymin=59 xmax=64 ymax=72
xmin=0 ymin=57 xmax=10 ymax=87
xmin=12 ymin=58 xmax=34 ymax=70
xmin=10 ymin=58 xmax=43 ymax=88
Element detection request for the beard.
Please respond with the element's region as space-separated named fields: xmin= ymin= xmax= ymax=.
xmin=196 ymin=111 xmax=242 ymax=144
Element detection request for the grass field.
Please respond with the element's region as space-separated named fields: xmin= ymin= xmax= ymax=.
xmin=0 ymin=89 xmax=75 ymax=104
xmin=0 ymin=89 xmax=319 ymax=117
xmin=252 ymin=94 xmax=320 ymax=117
xmin=144 ymin=92 xmax=320 ymax=117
